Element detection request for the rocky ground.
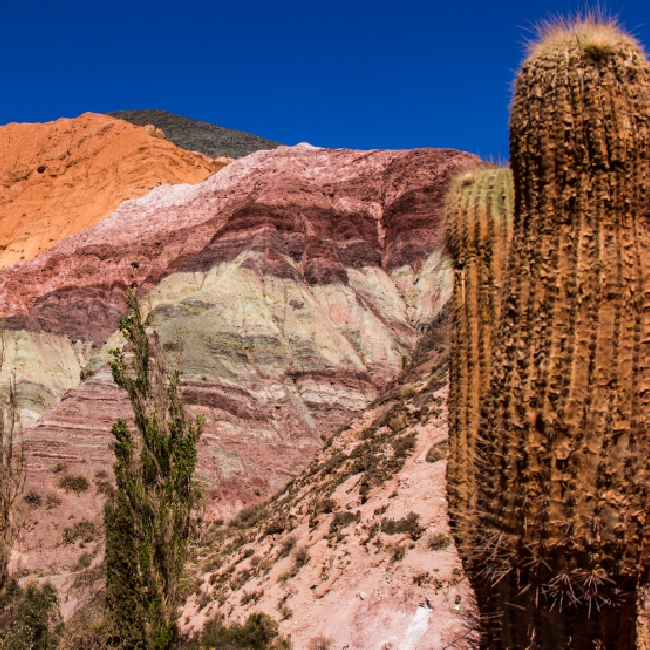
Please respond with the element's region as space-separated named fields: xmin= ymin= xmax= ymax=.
xmin=110 ymin=109 xmax=283 ymax=159
xmin=177 ymin=310 xmax=479 ymax=649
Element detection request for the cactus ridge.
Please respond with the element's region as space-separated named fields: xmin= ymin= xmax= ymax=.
xmin=445 ymin=166 xmax=514 ymax=561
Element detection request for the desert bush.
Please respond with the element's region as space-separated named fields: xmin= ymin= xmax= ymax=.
xmin=229 ymin=503 xmax=268 ymax=530
xmin=308 ymin=636 xmax=333 ymax=650
xmin=23 ymin=490 xmax=42 ymax=509
xmin=380 ymin=512 xmax=422 ymax=540
xmin=426 ymin=440 xmax=448 ymax=463
xmin=62 ymin=520 xmax=96 ymax=545
xmin=45 ymin=493 xmax=61 ymax=510
xmin=71 ymin=552 xmax=92 ymax=572
xmin=190 ymin=611 xmax=290 ymax=649
xmin=329 ymin=511 xmax=358 ymax=536
xmin=51 ymin=462 xmax=67 ymax=475
xmin=58 ymin=474 xmax=89 ymax=494
xmin=277 ymin=535 xmax=297 ymax=559
xmin=390 ymin=544 xmax=407 ymax=563
xmin=428 ymin=533 xmax=450 ymax=551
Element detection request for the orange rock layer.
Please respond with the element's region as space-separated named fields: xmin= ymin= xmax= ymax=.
xmin=0 ymin=112 xmax=226 ymax=268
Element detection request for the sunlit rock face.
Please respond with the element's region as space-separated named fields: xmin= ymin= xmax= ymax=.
xmin=1 ymin=144 xmax=477 ymax=577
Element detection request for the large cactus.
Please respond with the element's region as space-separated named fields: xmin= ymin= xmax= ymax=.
xmin=445 ymin=167 xmax=514 ymax=557
xmin=470 ymin=16 xmax=650 ymax=648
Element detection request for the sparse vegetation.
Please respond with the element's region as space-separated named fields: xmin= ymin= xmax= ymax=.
xmin=308 ymin=635 xmax=333 ymax=650
xmin=390 ymin=543 xmax=406 ymax=563
xmin=185 ymin=611 xmax=290 ymax=649
xmin=380 ymin=512 xmax=422 ymax=540
xmin=23 ymin=490 xmax=42 ymax=509
xmin=428 ymin=533 xmax=450 ymax=551
xmin=426 ymin=440 xmax=448 ymax=463
xmin=45 ymin=493 xmax=61 ymax=510
xmin=51 ymin=462 xmax=67 ymax=475
xmin=71 ymin=552 xmax=92 ymax=572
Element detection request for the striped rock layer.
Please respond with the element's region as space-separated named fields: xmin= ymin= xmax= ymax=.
xmin=0 ymin=144 xmax=476 ymax=580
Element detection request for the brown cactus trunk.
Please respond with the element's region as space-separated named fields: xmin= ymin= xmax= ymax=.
xmin=472 ymin=20 xmax=650 ymax=648
xmin=445 ymin=167 xmax=514 ymax=561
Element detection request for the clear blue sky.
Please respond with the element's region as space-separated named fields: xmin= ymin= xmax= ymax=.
xmin=1 ymin=1 xmax=648 ymax=159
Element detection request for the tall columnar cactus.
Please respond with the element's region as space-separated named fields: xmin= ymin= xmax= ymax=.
xmin=445 ymin=167 xmax=514 ymax=558
xmin=471 ymin=16 xmax=650 ymax=648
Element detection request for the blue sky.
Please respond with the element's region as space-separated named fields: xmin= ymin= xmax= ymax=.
xmin=1 ymin=1 xmax=648 ymax=159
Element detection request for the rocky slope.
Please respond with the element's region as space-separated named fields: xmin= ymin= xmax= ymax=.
xmin=0 ymin=112 xmax=225 ymax=268
xmin=109 ymin=110 xmax=283 ymax=159
xmin=2 ymin=144 xmax=477 ymax=625
xmin=179 ymin=310 xmax=478 ymax=649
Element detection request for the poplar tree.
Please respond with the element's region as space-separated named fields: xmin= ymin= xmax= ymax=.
xmin=104 ymin=291 xmax=203 ymax=649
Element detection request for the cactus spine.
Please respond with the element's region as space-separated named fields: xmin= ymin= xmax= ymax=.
xmin=446 ymin=167 xmax=514 ymax=557
xmin=470 ymin=17 xmax=650 ymax=648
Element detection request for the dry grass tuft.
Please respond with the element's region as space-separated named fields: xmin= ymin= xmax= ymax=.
xmin=525 ymin=9 xmax=642 ymax=61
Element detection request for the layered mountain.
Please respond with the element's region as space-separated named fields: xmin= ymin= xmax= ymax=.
xmin=109 ymin=110 xmax=283 ymax=159
xmin=0 ymin=113 xmax=226 ymax=269
xmin=1 ymin=143 xmax=477 ymax=632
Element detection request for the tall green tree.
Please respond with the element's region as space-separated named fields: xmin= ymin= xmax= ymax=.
xmin=104 ymin=291 xmax=203 ymax=649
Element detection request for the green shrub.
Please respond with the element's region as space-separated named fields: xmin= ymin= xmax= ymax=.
xmin=426 ymin=440 xmax=448 ymax=463
xmin=428 ymin=533 xmax=450 ymax=551
xmin=195 ymin=611 xmax=289 ymax=649
xmin=229 ymin=503 xmax=268 ymax=530
xmin=380 ymin=512 xmax=422 ymax=540
xmin=45 ymin=493 xmax=61 ymax=510
xmin=329 ymin=510 xmax=359 ymax=535
xmin=0 ymin=580 xmax=64 ymax=649
xmin=62 ymin=520 xmax=96 ymax=545
xmin=71 ymin=552 xmax=92 ymax=572
xmin=58 ymin=475 xmax=89 ymax=494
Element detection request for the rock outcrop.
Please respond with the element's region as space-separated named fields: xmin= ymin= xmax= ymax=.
xmin=109 ymin=109 xmax=283 ymax=159
xmin=0 ymin=113 xmax=225 ymax=268
xmin=3 ymin=145 xmax=477 ymax=587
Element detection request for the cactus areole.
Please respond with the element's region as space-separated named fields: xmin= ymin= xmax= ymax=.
xmin=473 ymin=18 xmax=650 ymax=648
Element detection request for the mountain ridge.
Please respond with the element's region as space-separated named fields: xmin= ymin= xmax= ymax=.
xmin=108 ymin=109 xmax=283 ymax=159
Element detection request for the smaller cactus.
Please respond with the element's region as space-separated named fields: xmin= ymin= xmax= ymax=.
xmin=445 ymin=166 xmax=514 ymax=558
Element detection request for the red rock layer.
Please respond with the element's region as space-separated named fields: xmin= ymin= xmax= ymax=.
xmin=0 ymin=146 xmax=476 ymax=343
